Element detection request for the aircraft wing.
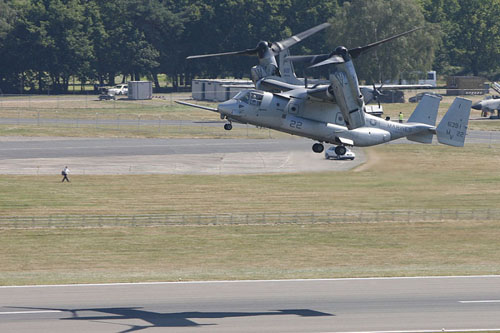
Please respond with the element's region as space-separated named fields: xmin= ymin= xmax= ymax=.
xmin=221 ymin=84 xmax=255 ymax=89
xmin=175 ymin=100 xmax=218 ymax=112
xmin=359 ymin=84 xmax=433 ymax=90
xmin=257 ymin=78 xmax=306 ymax=91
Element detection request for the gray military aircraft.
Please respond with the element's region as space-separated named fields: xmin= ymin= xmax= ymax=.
xmin=190 ymin=24 xmax=432 ymax=111
xmin=180 ymin=29 xmax=472 ymax=155
xmin=472 ymin=82 xmax=500 ymax=118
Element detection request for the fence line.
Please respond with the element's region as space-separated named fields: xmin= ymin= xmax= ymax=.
xmin=0 ymin=209 xmax=497 ymax=229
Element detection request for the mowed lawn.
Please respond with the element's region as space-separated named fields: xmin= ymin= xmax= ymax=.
xmin=1 ymin=220 xmax=500 ymax=285
xmin=1 ymin=143 xmax=500 ymax=285
xmin=1 ymin=144 xmax=500 ymax=216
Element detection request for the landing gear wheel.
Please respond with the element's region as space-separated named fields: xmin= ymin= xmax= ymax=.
xmin=312 ymin=143 xmax=324 ymax=153
xmin=224 ymin=123 xmax=233 ymax=131
xmin=335 ymin=145 xmax=347 ymax=156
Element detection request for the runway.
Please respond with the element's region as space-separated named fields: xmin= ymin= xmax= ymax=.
xmin=0 ymin=130 xmax=498 ymax=175
xmin=0 ymin=137 xmax=364 ymax=175
xmin=1 ymin=276 xmax=500 ymax=332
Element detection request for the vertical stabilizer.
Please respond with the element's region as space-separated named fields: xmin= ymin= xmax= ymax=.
xmin=279 ymin=50 xmax=303 ymax=85
xmin=407 ymin=94 xmax=441 ymax=144
xmin=407 ymin=94 xmax=440 ymax=126
xmin=436 ymin=97 xmax=472 ymax=147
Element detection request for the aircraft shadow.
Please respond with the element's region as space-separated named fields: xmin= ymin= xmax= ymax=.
xmin=11 ymin=306 xmax=334 ymax=332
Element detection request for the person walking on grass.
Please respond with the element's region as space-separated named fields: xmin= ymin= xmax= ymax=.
xmin=61 ymin=166 xmax=70 ymax=182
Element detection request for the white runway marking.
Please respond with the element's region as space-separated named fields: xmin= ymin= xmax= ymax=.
xmin=459 ymin=300 xmax=500 ymax=303
xmin=0 ymin=310 xmax=62 ymax=315
xmin=327 ymin=329 xmax=500 ymax=333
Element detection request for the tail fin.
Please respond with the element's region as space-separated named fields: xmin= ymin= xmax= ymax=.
xmin=407 ymin=94 xmax=440 ymax=126
xmin=279 ymin=50 xmax=303 ymax=86
xmin=436 ymin=97 xmax=472 ymax=147
xmin=407 ymin=94 xmax=440 ymax=144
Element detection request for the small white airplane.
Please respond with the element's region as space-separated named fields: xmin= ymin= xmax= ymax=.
xmin=472 ymin=82 xmax=500 ymax=118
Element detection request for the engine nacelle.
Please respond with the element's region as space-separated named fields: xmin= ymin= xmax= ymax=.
xmin=251 ymin=64 xmax=280 ymax=84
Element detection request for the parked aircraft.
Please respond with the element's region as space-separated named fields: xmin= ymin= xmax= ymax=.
xmin=472 ymin=82 xmax=500 ymax=118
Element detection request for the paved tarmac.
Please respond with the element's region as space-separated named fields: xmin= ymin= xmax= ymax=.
xmin=0 ymin=130 xmax=498 ymax=175
xmin=1 ymin=276 xmax=500 ymax=333
xmin=0 ymin=137 xmax=365 ymax=175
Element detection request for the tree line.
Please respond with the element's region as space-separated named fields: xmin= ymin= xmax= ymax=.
xmin=1 ymin=0 xmax=500 ymax=94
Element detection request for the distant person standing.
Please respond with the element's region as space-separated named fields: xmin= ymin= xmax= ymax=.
xmin=399 ymin=112 xmax=404 ymax=123
xmin=61 ymin=166 xmax=70 ymax=182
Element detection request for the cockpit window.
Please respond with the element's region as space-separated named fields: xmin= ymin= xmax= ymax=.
xmin=249 ymin=92 xmax=263 ymax=106
xmin=233 ymin=90 xmax=263 ymax=106
xmin=234 ymin=91 xmax=250 ymax=103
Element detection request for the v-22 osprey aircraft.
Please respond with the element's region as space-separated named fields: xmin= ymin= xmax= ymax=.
xmin=179 ymin=28 xmax=472 ymax=155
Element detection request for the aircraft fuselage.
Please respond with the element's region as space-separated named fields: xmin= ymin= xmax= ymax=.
xmin=218 ymin=89 xmax=433 ymax=147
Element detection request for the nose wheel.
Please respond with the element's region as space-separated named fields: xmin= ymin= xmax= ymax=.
xmin=224 ymin=123 xmax=233 ymax=131
xmin=312 ymin=143 xmax=324 ymax=153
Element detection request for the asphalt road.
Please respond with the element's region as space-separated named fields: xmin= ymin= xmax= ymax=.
xmin=1 ymin=276 xmax=500 ymax=333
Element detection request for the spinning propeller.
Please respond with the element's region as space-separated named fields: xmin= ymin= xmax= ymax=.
xmin=186 ymin=22 xmax=331 ymax=60
xmin=288 ymin=27 xmax=423 ymax=68
xmin=371 ymin=83 xmax=385 ymax=107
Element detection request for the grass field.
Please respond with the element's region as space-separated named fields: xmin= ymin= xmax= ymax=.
xmin=1 ymin=93 xmax=499 ymax=139
xmin=1 ymin=94 xmax=500 ymax=285
xmin=0 ymin=143 xmax=499 ymax=284
xmin=1 ymin=143 xmax=499 ymax=216
xmin=1 ymin=220 xmax=499 ymax=285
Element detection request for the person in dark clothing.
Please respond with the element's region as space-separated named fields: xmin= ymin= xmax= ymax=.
xmin=61 ymin=166 xmax=70 ymax=182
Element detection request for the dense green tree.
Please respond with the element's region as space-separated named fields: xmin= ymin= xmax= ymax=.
xmin=0 ymin=0 xmax=16 ymax=92
xmin=283 ymin=0 xmax=338 ymax=55
xmin=184 ymin=0 xmax=297 ymax=79
xmin=4 ymin=0 xmax=500 ymax=93
xmin=327 ymin=0 xmax=441 ymax=84
xmin=447 ymin=0 xmax=500 ymax=76
xmin=418 ymin=0 xmax=459 ymax=75
xmin=3 ymin=0 xmax=95 ymax=92
xmin=420 ymin=0 xmax=500 ymax=77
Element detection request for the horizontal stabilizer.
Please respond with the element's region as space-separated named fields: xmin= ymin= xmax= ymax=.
xmin=407 ymin=94 xmax=440 ymax=126
xmin=436 ymin=97 xmax=472 ymax=147
xmin=407 ymin=132 xmax=434 ymax=144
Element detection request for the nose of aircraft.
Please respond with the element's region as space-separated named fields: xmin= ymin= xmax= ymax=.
xmin=218 ymin=99 xmax=239 ymax=116
xmin=471 ymin=102 xmax=483 ymax=110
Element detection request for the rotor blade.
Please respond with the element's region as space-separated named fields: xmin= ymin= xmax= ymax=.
xmin=186 ymin=48 xmax=258 ymax=60
xmin=270 ymin=22 xmax=331 ymax=54
xmin=492 ymin=82 xmax=500 ymax=95
xmin=349 ymin=27 xmax=423 ymax=59
xmin=287 ymin=54 xmax=331 ymax=65
xmin=308 ymin=55 xmax=345 ymax=68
